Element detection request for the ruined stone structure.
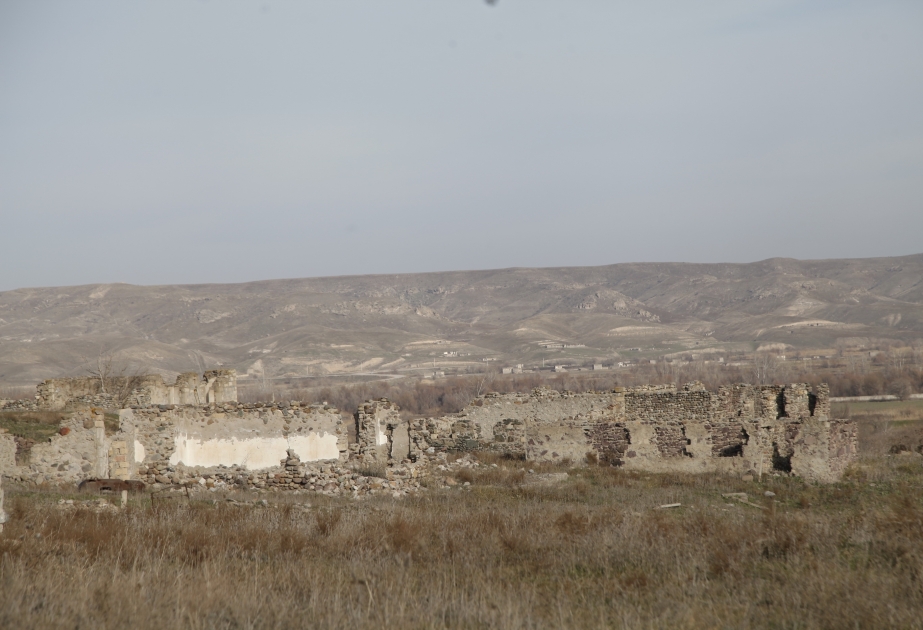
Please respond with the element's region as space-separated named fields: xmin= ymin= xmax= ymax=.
xmin=0 ymin=474 xmax=6 ymax=534
xmin=31 ymin=370 xmax=238 ymax=411
xmin=0 ymin=401 xmax=347 ymax=487
xmin=356 ymin=382 xmax=857 ymax=483
xmin=0 ymin=379 xmax=858 ymax=493
xmin=355 ymin=399 xmax=408 ymax=462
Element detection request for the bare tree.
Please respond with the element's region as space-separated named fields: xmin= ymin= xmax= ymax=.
xmin=85 ymin=351 xmax=116 ymax=395
xmin=887 ymin=346 xmax=911 ymax=373
xmin=751 ymin=353 xmax=784 ymax=385
xmin=471 ymin=366 xmax=499 ymax=399
xmin=84 ymin=350 xmax=148 ymax=407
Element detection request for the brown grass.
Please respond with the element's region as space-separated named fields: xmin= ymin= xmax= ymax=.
xmin=3 ymin=455 xmax=923 ymax=629
xmin=834 ymin=400 xmax=923 ymax=456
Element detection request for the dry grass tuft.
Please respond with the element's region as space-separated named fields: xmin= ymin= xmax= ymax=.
xmin=2 ymin=457 xmax=923 ymax=628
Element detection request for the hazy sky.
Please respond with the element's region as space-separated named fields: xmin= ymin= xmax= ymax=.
xmin=1 ymin=1 xmax=921 ymax=291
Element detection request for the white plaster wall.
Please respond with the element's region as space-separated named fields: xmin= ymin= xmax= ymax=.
xmin=376 ymin=418 xmax=388 ymax=446
xmin=134 ymin=440 xmax=146 ymax=464
xmin=169 ymin=432 xmax=339 ymax=470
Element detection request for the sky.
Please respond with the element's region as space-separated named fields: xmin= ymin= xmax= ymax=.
xmin=1 ymin=0 xmax=921 ymax=291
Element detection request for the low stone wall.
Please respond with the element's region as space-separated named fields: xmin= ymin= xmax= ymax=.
xmin=142 ymin=450 xmax=426 ymax=496
xmin=0 ymin=399 xmax=40 ymax=412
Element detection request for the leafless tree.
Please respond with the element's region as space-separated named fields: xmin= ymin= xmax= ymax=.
xmin=85 ymin=352 xmax=116 ymax=395
xmin=887 ymin=346 xmax=912 ymax=373
xmin=473 ymin=368 xmax=497 ymax=398
xmin=84 ymin=350 xmax=148 ymax=407
xmin=751 ymin=352 xmax=784 ymax=385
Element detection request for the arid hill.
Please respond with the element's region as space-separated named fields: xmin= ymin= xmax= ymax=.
xmin=1 ymin=253 xmax=921 ymax=386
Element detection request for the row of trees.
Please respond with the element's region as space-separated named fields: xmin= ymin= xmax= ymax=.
xmin=243 ymin=361 xmax=922 ymax=419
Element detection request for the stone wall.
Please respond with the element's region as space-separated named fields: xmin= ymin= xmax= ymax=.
xmin=0 ymin=400 xmax=348 ymax=486
xmin=123 ymin=401 xmax=348 ymax=485
xmin=0 ymin=399 xmax=40 ymax=412
xmin=0 ymin=379 xmax=854 ymax=487
xmin=361 ymin=382 xmax=853 ymax=483
xmin=407 ymin=416 xmax=485 ymax=461
xmin=0 ymin=474 xmax=5 ymax=534
xmin=0 ymin=433 xmax=16 ymax=473
xmin=32 ymin=370 xmax=238 ymax=411
xmin=141 ymin=449 xmax=427 ymax=496
xmin=355 ymin=400 xmax=405 ymax=462
xmin=1 ymin=410 xmax=105 ymax=485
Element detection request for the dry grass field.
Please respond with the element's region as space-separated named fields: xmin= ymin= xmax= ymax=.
xmin=2 ymin=440 xmax=923 ymax=629
xmin=836 ymin=399 xmax=923 ymax=456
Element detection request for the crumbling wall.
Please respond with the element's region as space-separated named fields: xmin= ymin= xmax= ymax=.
xmin=0 ymin=399 xmax=347 ymax=486
xmin=0 ymin=474 xmax=6 ymax=534
xmin=36 ymin=377 xmax=112 ymax=410
xmin=1 ymin=409 xmax=105 ymax=485
xmin=709 ymin=422 xmax=749 ymax=457
xmin=34 ymin=370 xmax=238 ymax=410
xmin=783 ymin=418 xmax=858 ymax=481
xmin=204 ymin=370 xmax=238 ymax=404
xmin=363 ymin=382 xmax=856 ymax=483
xmin=525 ymin=418 xmax=595 ymax=462
xmin=355 ymin=400 xmax=407 ymax=462
xmin=0 ymin=433 xmax=16 ymax=473
xmin=587 ymin=422 xmax=631 ymax=465
xmin=624 ymin=389 xmax=717 ymax=424
xmin=0 ymin=399 xmax=40 ymax=412
xmin=3 ymin=379 xmax=856 ymax=487
xmin=124 ymin=401 xmax=348 ymax=484
xmin=408 ymin=416 xmax=484 ymax=460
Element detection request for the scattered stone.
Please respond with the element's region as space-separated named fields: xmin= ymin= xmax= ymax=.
xmin=722 ymin=492 xmax=768 ymax=510
xmin=722 ymin=492 xmax=748 ymax=501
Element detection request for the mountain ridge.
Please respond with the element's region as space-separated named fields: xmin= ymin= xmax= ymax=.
xmin=1 ymin=253 xmax=921 ymax=386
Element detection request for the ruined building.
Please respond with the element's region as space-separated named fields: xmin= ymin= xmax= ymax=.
xmin=33 ymin=369 xmax=238 ymax=410
xmin=0 ymin=372 xmax=857 ymax=488
xmin=356 ymin=382 xmax=856 ymax=483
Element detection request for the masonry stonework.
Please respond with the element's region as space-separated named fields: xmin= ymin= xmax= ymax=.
xmin=0 ymin=474 xmax=5 ymax=534
xmin=30 ymin=370 xmax=239 ymax=411
xmin=0 ymin=377 xmax=857 ymax=491
xmin=362 ymin=382 xmax=854 ymax=484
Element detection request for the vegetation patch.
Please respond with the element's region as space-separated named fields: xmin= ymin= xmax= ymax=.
xmin=2 ymin=457 xmax=923 ymax=628
xmin=0 ymin=410 xmax=65 ymax=443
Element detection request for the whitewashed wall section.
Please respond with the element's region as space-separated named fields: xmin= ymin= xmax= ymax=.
xmin=125 ymin=404 xmax=348 ymax=474
xmin=167 ymin=432 xmax=340 ymax=469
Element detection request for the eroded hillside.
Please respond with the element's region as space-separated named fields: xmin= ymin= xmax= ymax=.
xmin=0 ymin=254 xmax=921 ymax=385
